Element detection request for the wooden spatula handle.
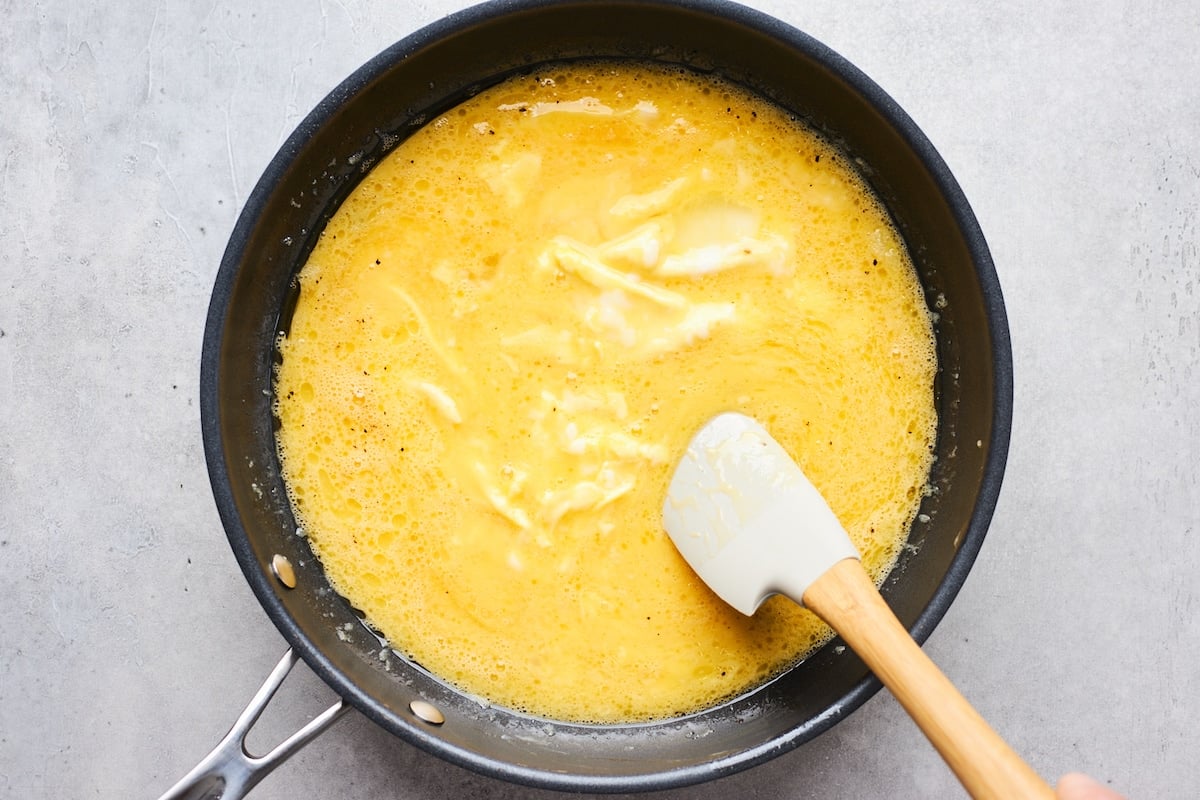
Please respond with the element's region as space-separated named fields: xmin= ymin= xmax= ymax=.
xmin=803 ymin=558 xmax=1054 ymax=800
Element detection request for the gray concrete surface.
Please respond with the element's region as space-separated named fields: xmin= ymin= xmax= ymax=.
xmin=2 ymin=1 xmax=1197 ymax=797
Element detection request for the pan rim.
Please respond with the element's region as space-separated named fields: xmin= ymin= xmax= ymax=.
xmin=199 ymin=0 xmax=1012 ymax=792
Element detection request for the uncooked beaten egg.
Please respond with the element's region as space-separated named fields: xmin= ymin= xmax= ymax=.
xmin=274 ymin=61 xmax=937 ymax=723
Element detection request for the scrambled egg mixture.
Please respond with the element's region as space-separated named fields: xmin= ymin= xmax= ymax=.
xmin=274 ymin=61 xmax=937 ymax=722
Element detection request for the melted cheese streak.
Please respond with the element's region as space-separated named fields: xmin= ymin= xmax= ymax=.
xmin=275 ymin=62 xmax=937 ymax=723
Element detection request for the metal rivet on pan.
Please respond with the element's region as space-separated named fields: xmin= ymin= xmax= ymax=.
xmin=409 ymin=699 xmax=445 ymax=725
xmin=271 ymin=554 xmax=297 ymax=589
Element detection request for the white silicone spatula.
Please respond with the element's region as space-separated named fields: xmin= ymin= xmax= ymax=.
xmin=662 ymin=413 xmax=1053 ymax=800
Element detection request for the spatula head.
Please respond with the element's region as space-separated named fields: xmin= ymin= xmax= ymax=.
xmin=662 ymin=412 xmax=860 ymax=615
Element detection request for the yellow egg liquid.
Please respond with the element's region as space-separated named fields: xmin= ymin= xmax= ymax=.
xmin=274 ymin=61 xmax=937 ymax=723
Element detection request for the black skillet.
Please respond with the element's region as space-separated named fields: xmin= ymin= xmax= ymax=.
xmin=170 ymin=0 xmax=1011 ymax=795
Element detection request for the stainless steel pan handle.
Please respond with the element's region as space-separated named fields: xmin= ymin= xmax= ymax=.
xmin=156 ymin=649 xmax=350 ymax=800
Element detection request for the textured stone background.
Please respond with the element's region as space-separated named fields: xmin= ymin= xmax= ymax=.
xmin=2 ymin=1 xmax=1197 ymax=797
